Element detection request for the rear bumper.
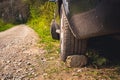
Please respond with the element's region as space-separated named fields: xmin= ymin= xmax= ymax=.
xmin=67 ymin=0 xmax=120 ymax=39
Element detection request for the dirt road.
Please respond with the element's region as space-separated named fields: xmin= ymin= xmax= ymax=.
xmin=0 ymin=25 xmax=45 ymax=80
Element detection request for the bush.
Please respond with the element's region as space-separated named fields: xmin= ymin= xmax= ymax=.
xmin=0 ymin=19 xmax=14 ymax=32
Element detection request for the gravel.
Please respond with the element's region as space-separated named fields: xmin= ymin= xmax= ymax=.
xmin=0 ymin=25 xmax=45 ymax=80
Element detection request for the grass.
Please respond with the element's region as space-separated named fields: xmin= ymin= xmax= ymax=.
xmin=27 ymin=17 xmax=59 ymax=53
xmin=0 ymin=19 xmax=14 ymax=32
xmin=27 ymin=2 xmax=59 ymax=53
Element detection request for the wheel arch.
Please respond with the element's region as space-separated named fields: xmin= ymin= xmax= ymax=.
xmin=58 ymin=0 xmax=62 ymax=15
xmin=58 ymin=0 xmax=68 ymax=16
xmin=58 ymin=0 xmax=78 ymax=39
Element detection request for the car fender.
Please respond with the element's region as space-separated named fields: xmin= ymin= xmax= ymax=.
xmin=62 ymin=0 xmax=120 ymax=39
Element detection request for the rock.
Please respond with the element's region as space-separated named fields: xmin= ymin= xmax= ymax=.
xmin=66 ymin=55 xmax=88 ymax=67
xmin=18 ymin=59 xmax=22 ymax=62
xmin=43 ymin=73 xmax=48 ymax=76
xmin=72 ymin=72 xmax=78 ymax=76
xmin=26 ymin=62 xmax=31 ymax=65
xmin=49 ymin=57 xmax=54 ymax=60
xmin=29 ymin=68 xmax=33 ymax=71
xmin=6 ymin=60 xmax=11 ymax=63
xmin=16 ymin=69 xmax=22 ymax=73
xmin=77 ymin=69 xmax=82 ymax=73
xmin=18 ymin=62 xmax=22 ymax=66
xmin=4 ymin=73 xmax=13 ymax=79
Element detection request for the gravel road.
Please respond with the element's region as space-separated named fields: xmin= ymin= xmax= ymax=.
xmin=0 ymin=25 xmax=45 ymax=80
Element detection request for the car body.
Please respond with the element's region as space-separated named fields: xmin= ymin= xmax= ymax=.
xmin=50 ymin=0 xmax=120 ymax=66
xmin=59 ymin=0 xmax=120 ymax=39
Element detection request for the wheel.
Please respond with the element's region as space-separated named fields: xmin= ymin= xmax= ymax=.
xmin=50 ymin=20 xmax=60 ymax=40
xmin=60 ymin=5 xmax=87 ymax=63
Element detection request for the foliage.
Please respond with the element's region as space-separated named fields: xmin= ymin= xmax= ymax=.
xmin=86 ymin=50 xmax=107 ymax=67
xmin=0 ymin=19 xmax=14 ymax=32
xmin=27 ymin=1 xmax=59 ymax=52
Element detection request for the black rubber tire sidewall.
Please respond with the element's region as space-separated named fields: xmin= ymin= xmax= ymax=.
xmin=60 ymin=5 xmax=87 ymax=62
xmin=50 ymin=22 xmax=60 ymax=40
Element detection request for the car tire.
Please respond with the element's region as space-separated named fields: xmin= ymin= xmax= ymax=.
xmin=50 ymin=20 xmax=60 ymax=40
xmin=60 ymin=5 xmax=87 ymax=63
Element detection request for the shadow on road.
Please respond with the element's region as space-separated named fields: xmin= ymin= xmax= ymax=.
xmin=88 ymin=36 xmax=120 ymax=66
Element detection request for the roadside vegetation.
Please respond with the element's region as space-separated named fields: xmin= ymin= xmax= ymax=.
xmin=27 ymin=1 xmax=59 ymax=53
xmin=0 ymin=19 xmax=14 ymax=32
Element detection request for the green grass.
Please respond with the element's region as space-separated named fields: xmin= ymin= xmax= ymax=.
xmin=0 ymin=19 xmax=14 ymax=32
xmin=27 ymin=16 xmax=59 ymax=53
xmin=27 ymin=2 xmax=59 ymax=53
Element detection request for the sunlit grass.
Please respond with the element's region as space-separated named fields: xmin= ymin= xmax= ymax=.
xmin=27 ymin=2 xmax=59 ymax=53
xmin=27 ymin=16 xmax=59 ymax=53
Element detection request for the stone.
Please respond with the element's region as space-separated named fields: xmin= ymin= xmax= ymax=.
xmin=26 ymin=62 xmax=31 ymax=65
xmin=66 ymin=55 xmax=88 ymax=68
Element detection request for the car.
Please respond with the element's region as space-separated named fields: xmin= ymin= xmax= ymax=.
xmin=50 ymin=0 xmax=120 ymax=67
